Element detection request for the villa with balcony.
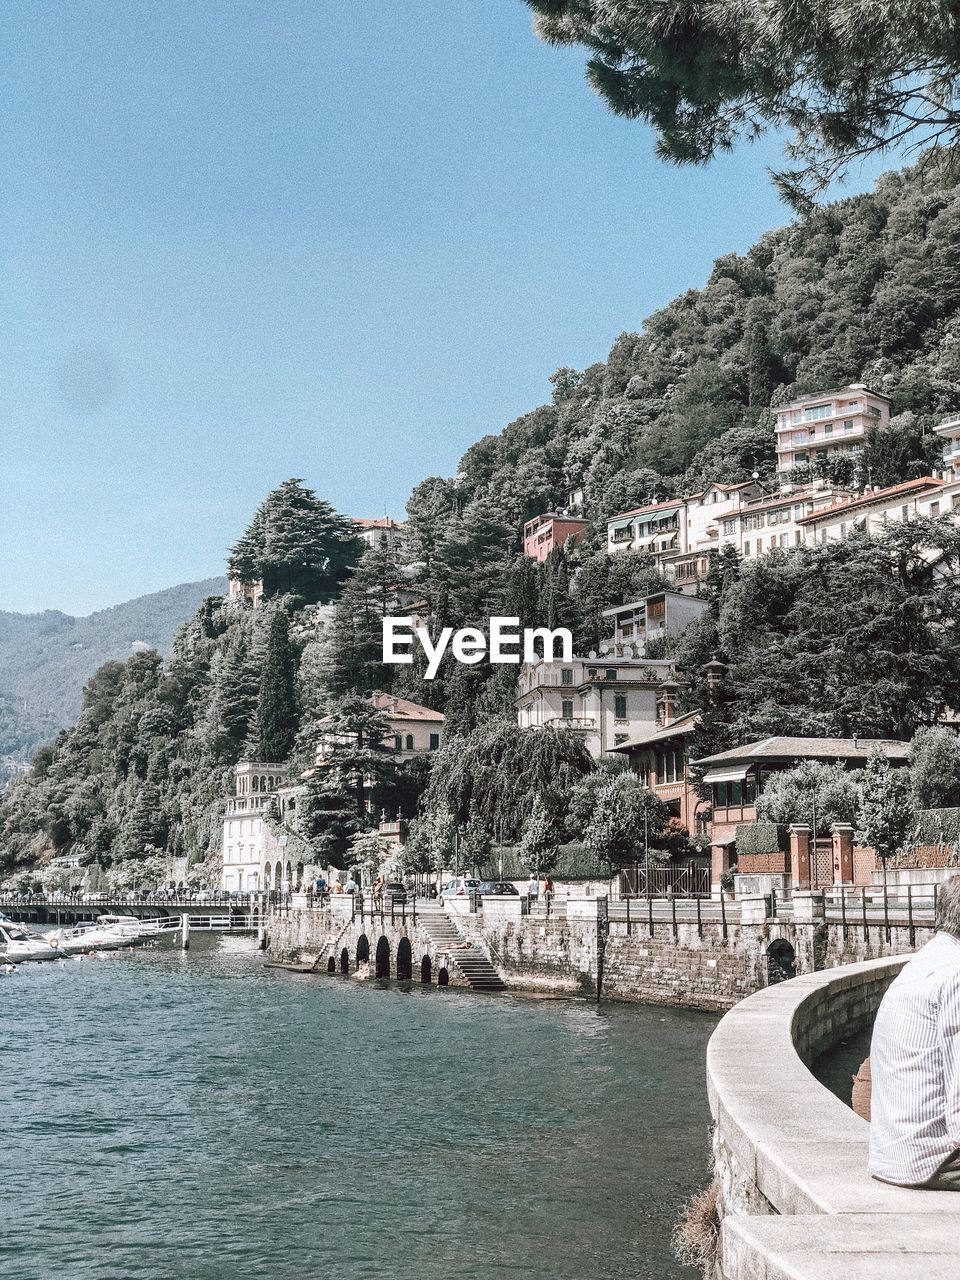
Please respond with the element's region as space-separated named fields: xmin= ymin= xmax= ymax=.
xmin=221 ymin=760 xmax=291 ymax=894
xmin=515 ymin=651 xmax=675 ymax=758
xmin=774 ymin=384 xmax=890 ymax=476
xmin=797 ymin=475 xmax=947 ymax=544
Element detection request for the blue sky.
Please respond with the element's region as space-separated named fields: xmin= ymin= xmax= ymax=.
xmin=1 ymin=1 xmax=893 ymax=615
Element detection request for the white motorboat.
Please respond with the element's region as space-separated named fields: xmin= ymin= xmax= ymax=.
xmin=96 ymin=915 xmax=147 ymax=943
xmin=0 ymin=923 xmax=63 ymax=963
xmin=44 ymin=921 xmax=119 ymax=953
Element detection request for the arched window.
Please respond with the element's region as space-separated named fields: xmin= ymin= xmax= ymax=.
xmin=405 ymin=734 xmax=414 ymax=751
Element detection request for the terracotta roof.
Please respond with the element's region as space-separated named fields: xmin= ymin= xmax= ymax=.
xmin=692 ymin=736 xmax=910 ymax=767
xmin=797 ymin=477 xmax=943 ymax=524
xmin=609 ymin=710 xmax=702 ymax=751
xmin=608 ymin=498 xmax=683 ymax=521
xmin=354 ymin=517 xmax=406 ymax=530
xmin=370 ymin=692 xmax=445 ymax=722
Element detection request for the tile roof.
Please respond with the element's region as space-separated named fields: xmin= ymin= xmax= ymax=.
xmin=608 ymin=498 xmax=683 ymax=521
xmin=354 ymin=517 xmax=406 ymax=529
xmin=370 ymin=692 xmax=445 ymax=722
xmin=609 ymin=710 xmax=702 ymax=751
xmin=692 ymin=736 xmax=910 ymax=767
xmin=797 ymin=477 xmax=942 ymax=524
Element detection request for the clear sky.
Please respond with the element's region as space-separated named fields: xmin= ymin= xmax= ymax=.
xmin=1 ymin=1 xmax=893 ymax=616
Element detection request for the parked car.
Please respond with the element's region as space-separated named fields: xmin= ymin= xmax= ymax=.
xmin=384 ymin=881 xmax=407 ymax=904
xmin=439 ymin=877 xmax=481 ymax=904
xmin=476 ymin=880 xmax=519 ymax=896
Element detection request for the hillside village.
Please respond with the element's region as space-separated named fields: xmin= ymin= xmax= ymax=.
xmin=6 ymin=159 xmax=960 ymax=907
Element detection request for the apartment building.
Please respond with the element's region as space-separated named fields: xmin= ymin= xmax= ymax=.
xmin=602 ymin=590 xmax=709 ymax=650
xmin=934 ymin=412 xmax=960 ymax=479
xmin=797 ymin=476 xmax=948 ymax=544
xmin=774 ymin=384 xmax=890 ymax=475
xmin=523 ymin=511 xmax=588 ymax=561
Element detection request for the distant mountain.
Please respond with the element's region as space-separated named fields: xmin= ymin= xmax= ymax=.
xmin=0 ymin=577 xmax=227 ymax=759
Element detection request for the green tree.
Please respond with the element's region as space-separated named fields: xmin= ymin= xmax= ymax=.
xmin=909 ymin=727 xmax=960 ymax=811
xmin=228 ymin=478 xmax=362 ymax=603
xmin=856 ymin=748 xmax=916 ymax=866
xmin=255 ymin=611 xmax=299 ymax=762
xmin=583 ymin=772 xmax=670 ymax=871
xmin=347 ymin=829 xmax=390 ymax=884
xmin=426 ymin=722 xmax=593 ymax=842
xmin=518 ymin=796 xmax=561 ymax=876
xmin=526 ymin=1 xmax=960 ymax=208
xmin=755 ymin=761 xmax=859 ymax=830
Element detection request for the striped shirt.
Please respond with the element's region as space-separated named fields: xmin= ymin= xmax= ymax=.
xmin=869 ymin=931 xmax=960 ymax=1185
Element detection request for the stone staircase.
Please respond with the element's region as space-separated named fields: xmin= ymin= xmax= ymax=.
xmin=418 ymin=906 xmax=508 ymax=993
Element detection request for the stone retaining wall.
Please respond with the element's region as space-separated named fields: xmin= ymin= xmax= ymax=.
xmin=708 ymin=956 xmax=960 ymax=1279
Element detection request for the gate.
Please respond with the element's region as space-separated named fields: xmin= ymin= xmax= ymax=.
xmin=811 ymin=838 xmax=834 ymax=890
xmin=620 ymin=865 xmax=711 ymax=899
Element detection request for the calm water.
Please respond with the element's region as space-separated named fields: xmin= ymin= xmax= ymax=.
xmin=1 ymin=935 xmax=716 ymax=1280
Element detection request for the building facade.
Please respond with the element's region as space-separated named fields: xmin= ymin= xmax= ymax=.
xmin=221 ymin=761 xmax=290 ymax=893
xmin=797 ymin=476 xmax=949 ymax=544
xmin=516 ymin=653 xmax=675 ymax=758
xmin=610 ymin=708 xmax=706 ymax=836
xmin=522 ymin=512 xmax=588 ymax=562
xmin=774 ymin=384 xmax=890 ymax=475
xmin=354 ymin=516 xmax=406 ymax=552
xmin=602 ymin=590 xmax=709 ymax=651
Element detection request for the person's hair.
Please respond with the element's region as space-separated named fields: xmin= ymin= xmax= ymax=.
xmin=935 ymin=874 xmax=960 ymax=939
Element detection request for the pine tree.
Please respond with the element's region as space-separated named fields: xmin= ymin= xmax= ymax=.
xmin=255 ymin=611 xmax=299 ymax=762
xmin=228 ymin=478 xmax=362 ymax=603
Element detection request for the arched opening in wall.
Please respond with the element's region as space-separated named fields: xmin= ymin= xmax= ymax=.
xmin=296 ymin=862 xmax=304 ymax=887
xmin=420 ymin=955 xmax=432 ymax=984
xmin=274 ymin=861 xmax=283 ymax=891
xmin=396 ymin=937 xmax=412 ymax=981
xmin=327 ymin=956 xmax=336 ymax=973
xmin=766 ymin=939 xmax=796 ymax=985
xmin=340 ymin=947 xmax=350 ymax=974
xmin=375 ymin=935 xmax=391 ymax=979
xmin=284 ymin=860 xmax=292 ymax=886
xmin=356 ymin=934 xmax=370 ymax=966
xmin=405 ymin=734 xmax=414 ymax=751
xmin=438 ymin=966 xmax=449 ymax=987
xmin=263 ymin=863 xmax=271 ymax=887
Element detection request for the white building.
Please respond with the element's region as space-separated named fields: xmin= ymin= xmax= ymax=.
xmin=315 ymin=692 xmax=444 ymax=763
xmin=934 ymin=413 xmax=960 ymax=479
xmin=774 ymin=384 xmax=890 ymax=476
xmin=516 ymin=650 xmax=675 ymax=757
xmin=354 ymin=517 xmax=406 ymax=552
xmin=221 ymin=761 xmax=289 ymax=894
xmin=797 ymin=476 xmax=949 ymax=544
xmin=602 ymin=590 xmax=709 ymax=651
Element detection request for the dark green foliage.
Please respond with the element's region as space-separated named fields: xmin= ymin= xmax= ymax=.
xmin=733 ymin=823 xmax=788 ymax=857
xmin=255 ymin=611 xmax=299 ymax=762
xmin=425 ymin=721 xmax=594 ymax=842
xmin=228 ymin=478 xmax=362 ymax=604
xmin=526 ymin=1 xmax=960 ymax=208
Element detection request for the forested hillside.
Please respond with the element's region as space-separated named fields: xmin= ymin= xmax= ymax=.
xmin=0 ymin=577 xmax=227 ymax=759
xmin=3 ymin=157 xmax=960 ymax=882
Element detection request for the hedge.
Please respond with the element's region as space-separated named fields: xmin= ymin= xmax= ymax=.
xmin=735 ymin=822 xmax=788 ymax=856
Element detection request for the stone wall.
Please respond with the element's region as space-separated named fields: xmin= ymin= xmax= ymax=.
xmin=708 ymin=956 xmax=960 ymax=1279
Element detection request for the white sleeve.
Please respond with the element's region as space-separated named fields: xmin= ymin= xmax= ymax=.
xmin=939 ymin=970 xmax=960 ymax=1148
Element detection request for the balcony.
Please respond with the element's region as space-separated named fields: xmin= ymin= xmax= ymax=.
xmin=541 ymin=716 xmax=596 ymax=733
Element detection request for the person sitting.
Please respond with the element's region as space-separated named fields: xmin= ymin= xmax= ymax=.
xmin=869 ymin=872 xmax=960 ymax=1190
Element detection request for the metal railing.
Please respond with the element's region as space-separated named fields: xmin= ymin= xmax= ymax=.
xmin=619 ymin=865 xmax=711 ymax=899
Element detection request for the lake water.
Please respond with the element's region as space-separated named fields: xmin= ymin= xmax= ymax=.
xmin=1 ymin=935 xmax=716 ymax=1280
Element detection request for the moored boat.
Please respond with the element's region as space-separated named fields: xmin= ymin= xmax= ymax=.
xmin=0 ymin=923 xmax=64 ymax=963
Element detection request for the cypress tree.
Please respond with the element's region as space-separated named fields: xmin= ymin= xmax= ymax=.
xmin=255 ymin=612 xmax=299 ymax=762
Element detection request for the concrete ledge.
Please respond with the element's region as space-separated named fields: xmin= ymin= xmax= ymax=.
xmin=708 ymin=955 xmax=960 ymax=1278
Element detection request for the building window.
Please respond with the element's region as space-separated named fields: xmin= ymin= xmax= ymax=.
xmin=393 ymin=734 xmax=402 ymax=751
xmin=614 ymin=694 xmax=627 ymax=719
xmin=614 ymin=734 xmax=628 ymax=745
xmin=561 ymin=699 xmax=574 ymax=721
xmin=843 ymin=419 xmax=853 ymax=432
xmin=756 ymin=537 xmax=763 ymax=554
xmin=743 ymin=540 xmax=751 ymax=556
xmin=804 ymin=403 xmax=831 ymax=421
xmin=428 ymin=734 xmax=440 ymax=750
xmin=605 ymin=669 xmax=617 ymax=681
xmin=561 ymin=668 xmax=573 ymax=685
xmin=930 ymin=501 xmax=940 ymax=516
xmin=824 ymin=423 xmax=833 ymax=436
xmin=405 ymin=734 xmax=414 ymax=751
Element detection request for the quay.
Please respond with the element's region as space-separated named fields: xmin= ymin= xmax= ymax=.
xmin=707 ymin=957 xmax=960 ymax=1279
xmin=264 ymin=884 xmax=945 ymax=1009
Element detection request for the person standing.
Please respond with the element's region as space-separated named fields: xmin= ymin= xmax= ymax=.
xmin=527 ymin=873 xmax=539 ymax=903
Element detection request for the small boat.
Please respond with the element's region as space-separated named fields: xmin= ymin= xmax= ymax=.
xmin=96 ymin=915 xmax=147 ymax=944
xmin=0 ymin=923 xmax=64 ymax=963
xmin=44 ymin=921 xmax=118 ymax=954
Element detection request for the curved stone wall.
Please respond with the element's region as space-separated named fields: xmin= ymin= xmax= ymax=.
xmin=708 ymin=955 xmax=960 ymax=1279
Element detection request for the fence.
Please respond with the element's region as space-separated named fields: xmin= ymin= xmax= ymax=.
xmin=619 ymin=864 xmax=711 ymax=899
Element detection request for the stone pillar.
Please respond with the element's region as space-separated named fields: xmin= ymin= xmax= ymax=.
xmin=789 ymin=823 xmax=812 ymax=890
xmin=832 ymin=823 xmax=854 ymax=884
xmin=792 ymin=890 xmax=826 ymax=923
